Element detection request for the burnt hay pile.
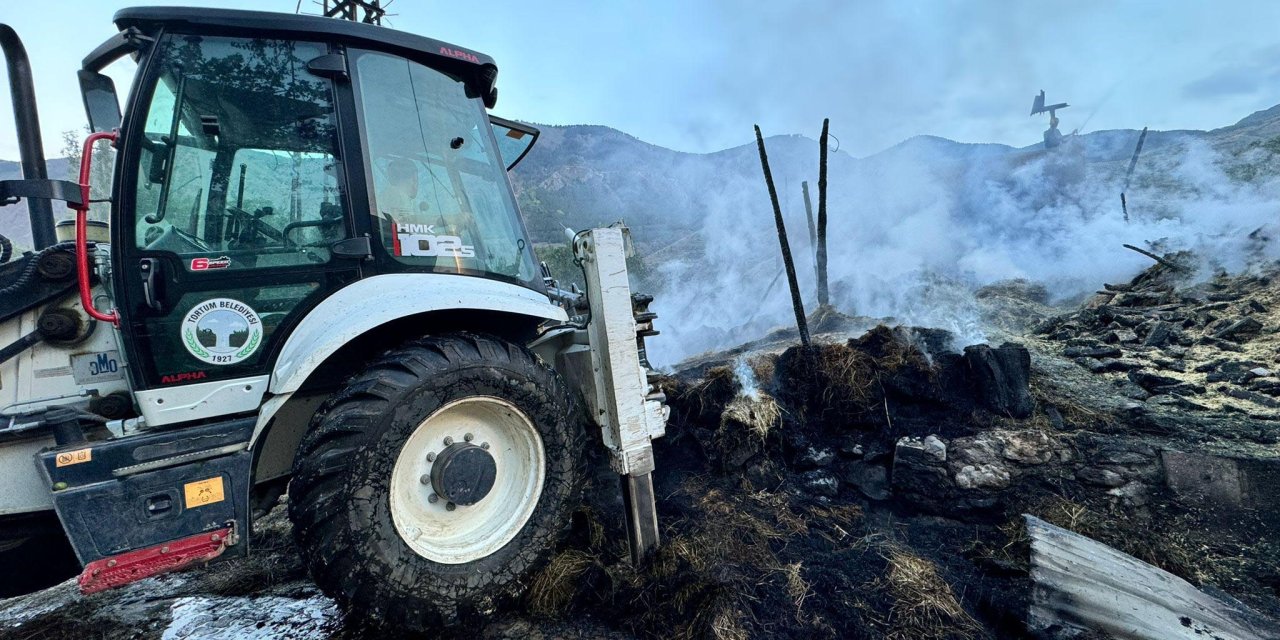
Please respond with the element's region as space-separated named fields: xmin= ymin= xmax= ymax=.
xmin=529 ymin=262 xmax=1280 ymax=639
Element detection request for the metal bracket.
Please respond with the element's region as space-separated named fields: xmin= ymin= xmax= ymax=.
xmin=307 ymin=53 xmax=349 ymax=80
xmin=0 ymin=179 xmax=85 ymax=208
xmin=330 ymin=235 xmax=372 ymax=259
xmin=82 ymin=27 xmax=153 ymax=73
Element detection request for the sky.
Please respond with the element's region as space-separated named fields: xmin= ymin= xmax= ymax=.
xmin=3 ymin=0 xmax=1280 ymax=160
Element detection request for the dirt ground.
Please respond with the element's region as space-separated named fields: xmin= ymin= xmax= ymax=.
xmin=2 ymin=259 xmax=1278 ymax=640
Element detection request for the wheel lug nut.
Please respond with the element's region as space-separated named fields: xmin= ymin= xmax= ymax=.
xmin=428 ymin=493 xmax=439 ymax=504
xmin=443 ymin=436 xmax=454 ymax=446
xmin=464 ymin=432 xmax=474 ymax=442
xmin=420 ymin=474 xmax=430 ymax=485
xmin=446 ymin=502 xmax=456 ymax=511
xmin=481 ymin=442 xmax=490 ymax=450
xmin=426 ymin=452 xmax=436 ymax=462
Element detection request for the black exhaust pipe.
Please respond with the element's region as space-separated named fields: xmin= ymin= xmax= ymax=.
xmin=1 ymin=24 xmax=58 ymax=250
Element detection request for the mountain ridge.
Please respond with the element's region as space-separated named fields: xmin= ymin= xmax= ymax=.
xmin=5 ymin=103 xmax=1280 ymax=251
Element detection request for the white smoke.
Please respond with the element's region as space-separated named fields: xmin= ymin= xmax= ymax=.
xmin=647 ymin=131 xmax=1280 ymax=367
xmin=733 ymin=356 xmax=762 ymax=400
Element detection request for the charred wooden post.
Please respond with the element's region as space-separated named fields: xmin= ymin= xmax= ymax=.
xmin=1123 ymin=243 xmax=1187 ymax=272
xmin=754 ymin=125 xmax=810 ymax=348
xmin=816 ymin=119 xmax=830 ymax=307
xmin=802 ymin=181 xmax=817 ymax=264
xmin=744 ymin=267 xmax=785 ymax=326
xmin=1120 ymin=126 xmax=1148 ymax=223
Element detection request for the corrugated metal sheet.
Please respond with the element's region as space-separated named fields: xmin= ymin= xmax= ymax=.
xmin=1026 ymin=515 xmax=1278 ymax=640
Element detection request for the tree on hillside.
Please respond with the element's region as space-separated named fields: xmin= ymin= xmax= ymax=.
xmin=59 ymin=127 xmax=114 ymax=223
xmin=60 ymin=128 xmax=85 ymax=179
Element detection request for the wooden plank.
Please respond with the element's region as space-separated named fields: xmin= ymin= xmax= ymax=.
xmin=1025 ymin=515 xmax=1278 ymax=640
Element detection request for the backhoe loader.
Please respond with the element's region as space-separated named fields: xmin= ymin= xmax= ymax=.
xmin=0 ymin=7 xmax=666 ymax=630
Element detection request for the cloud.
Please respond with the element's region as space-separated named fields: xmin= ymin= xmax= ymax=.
xmin=1183 ymin=44 xmax=1280 ymax=100
xmin=1184 ymin=67 xmax=1265 ymax=100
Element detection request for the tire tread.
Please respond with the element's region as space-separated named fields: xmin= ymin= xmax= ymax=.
xmin=288 ymin=332 xmax=585 ymax=632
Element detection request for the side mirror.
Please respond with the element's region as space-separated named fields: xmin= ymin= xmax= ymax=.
xmin=489 ymin=115 xmax=539 ymax=170
xmin=78 ymin=70 xmax=121 ymax=132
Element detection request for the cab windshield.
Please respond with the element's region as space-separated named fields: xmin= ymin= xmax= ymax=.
xmin=353 ymin=50 xmax=538 ymax=287
xmin=130 ymin=34 xmax=346 ymax=271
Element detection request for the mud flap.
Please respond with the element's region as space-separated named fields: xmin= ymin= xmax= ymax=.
xmin=36 ymin=417 xmax=254 ymax=589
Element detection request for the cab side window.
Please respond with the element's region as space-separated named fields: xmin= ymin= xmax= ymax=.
xmin=354 ymin=50 xmax=538 ymax=284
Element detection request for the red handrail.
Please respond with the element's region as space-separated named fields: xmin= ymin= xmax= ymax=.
xmin=76 ymin=130 xmax=119 ymax=326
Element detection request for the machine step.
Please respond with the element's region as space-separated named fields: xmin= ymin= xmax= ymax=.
xmin=37 ymin=418 xmax=254 ymax=568
xmin=78 ymin=525 xmax=234 ymax=594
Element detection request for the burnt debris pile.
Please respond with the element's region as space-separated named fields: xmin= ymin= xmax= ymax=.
xmin=1036 ymin=253 xmax=1280 ymax=442
xmin=4 ymin=257 xmax=1280 ymax=639
xmin=528 ymin=276 xmax=1280 ymax=638
xmin=524 ymin=326 xmax=1031 ymax=640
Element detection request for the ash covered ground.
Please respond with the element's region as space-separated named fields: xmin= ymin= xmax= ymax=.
xmin=3 ymin=255 xmax=1279 ymax=640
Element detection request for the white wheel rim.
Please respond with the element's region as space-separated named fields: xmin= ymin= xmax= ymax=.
xmin=389 ymin=396 xmax=545 ymax=564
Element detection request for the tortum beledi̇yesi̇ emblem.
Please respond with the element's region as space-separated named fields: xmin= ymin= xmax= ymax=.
xmin=180 ymin=298 xmax=263 ymax=365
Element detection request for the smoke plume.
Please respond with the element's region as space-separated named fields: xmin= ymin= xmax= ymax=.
xmin=647 ymin=130 xmax=1280 ymax=367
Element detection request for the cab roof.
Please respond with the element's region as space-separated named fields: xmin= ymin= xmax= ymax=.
xmin=113 ymin=7 xmax=497 ymax=79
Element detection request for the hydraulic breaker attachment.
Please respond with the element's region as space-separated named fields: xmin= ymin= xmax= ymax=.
xmin=571 ymin=226 xmax=669 ymax=564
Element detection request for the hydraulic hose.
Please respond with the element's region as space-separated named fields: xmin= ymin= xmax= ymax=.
xmin=0 ymin=241 xmax=74 ymax=299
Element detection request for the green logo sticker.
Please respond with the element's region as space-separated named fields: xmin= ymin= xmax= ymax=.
xmin=179 ymin=298 xmax=263 ymax=366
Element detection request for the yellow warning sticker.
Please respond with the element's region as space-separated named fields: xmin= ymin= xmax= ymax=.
xmin=55 ymin=448 xmax=92 ymax=468
xmin=183 ymin=477 xmax=226 ymax=509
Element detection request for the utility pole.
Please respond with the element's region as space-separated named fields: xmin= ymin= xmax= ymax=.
xmin=755 ymin=125 xmax=810 ymax=348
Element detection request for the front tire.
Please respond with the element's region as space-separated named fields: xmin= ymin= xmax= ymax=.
xmin=288 ymin=333 xmax=584 ymax=631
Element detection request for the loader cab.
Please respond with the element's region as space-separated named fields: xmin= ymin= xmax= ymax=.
xmin=83 ymin=8 xmax=543 ymax=404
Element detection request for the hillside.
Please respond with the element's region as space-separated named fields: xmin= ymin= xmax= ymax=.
xmin=510 ymin=125 xmax=860 ymax=251
xmin=8 ymin=106 xmax=1279 ymax=249
xmin=8 ymin=104 xmax=1280 ymax=248
xmin=515 ymin=101 xmax=1280 ymax=250
xmin=7 ymin=104 xmax=1280 ymax=366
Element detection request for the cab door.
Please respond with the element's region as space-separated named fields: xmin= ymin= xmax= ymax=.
xmin=112 ymin=33 xmax=364 ymax=423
